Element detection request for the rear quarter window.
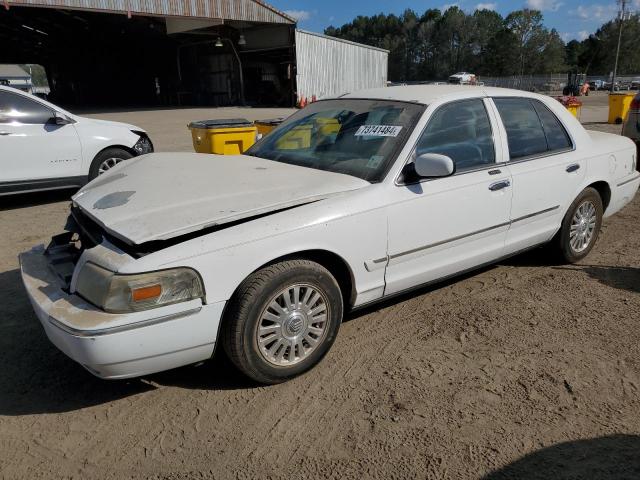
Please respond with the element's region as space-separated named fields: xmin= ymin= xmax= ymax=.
xmin=494 ymin=97 xmax=572 ymax=160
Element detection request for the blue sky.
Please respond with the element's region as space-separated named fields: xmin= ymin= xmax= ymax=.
xmin=272 ymin=0 xmax=639 ymax=41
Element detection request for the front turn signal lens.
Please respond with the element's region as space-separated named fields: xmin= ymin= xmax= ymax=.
xmin=131 ymin=284 xmax=162 ymax=302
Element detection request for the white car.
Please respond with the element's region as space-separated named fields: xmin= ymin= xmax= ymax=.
xmin=20 ymin=86 xmax=639 ymax=384
xmin=0 ymin=85 xmax=153 ymax=195
xmin=448 ymin=72 xmax=477 ymax=85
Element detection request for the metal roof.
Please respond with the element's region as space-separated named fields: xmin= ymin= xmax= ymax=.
xmin=296 ymin=30 xmax=389 ymax=53
xmin=5 ymin=0 xmax=296 ymax=24
xmin=0 ymin=64 xmax=30 ymax=78
xmin=342 ymin=84 xmax=554 ymax=105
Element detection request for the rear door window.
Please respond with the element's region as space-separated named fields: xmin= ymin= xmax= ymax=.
xmin=494 ymin=97 xmax=573 ymax=160
xmin=493 ymin=98 xmax=547 ymax=159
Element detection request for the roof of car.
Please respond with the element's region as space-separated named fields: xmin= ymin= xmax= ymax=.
xmin=342 ymin=85 xmax=540 ymax=105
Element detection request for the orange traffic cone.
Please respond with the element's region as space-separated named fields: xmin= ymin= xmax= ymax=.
xmin=299 ymin=96 xmax=307 ymax=108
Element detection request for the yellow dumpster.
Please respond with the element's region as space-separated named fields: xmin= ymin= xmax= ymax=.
xmin=255 ymin=118 xmax=284 ymax=138
xmin=315 ymin=117 xmax=341 ymax=137
xmin=188 ymin=119 xmax=257 ymax=155
xmin=275 ymin=124 xmax=313 ymax=150
xmin=608 ymin=92 xmax=636 ymax=124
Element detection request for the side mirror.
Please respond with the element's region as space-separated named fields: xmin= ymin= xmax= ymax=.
xmin=50 ymin=111 xmax=74 ymax=125
xmin=412 ymin=153 xmax=455 ymax=178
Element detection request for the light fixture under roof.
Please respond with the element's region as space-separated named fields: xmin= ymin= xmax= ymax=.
xmin=215 ymin=37 xmax=223 ymax=47
xmin=238 ymin=34 xmax=246 ymax=46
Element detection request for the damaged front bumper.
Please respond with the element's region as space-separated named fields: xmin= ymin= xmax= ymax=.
xmin=19 ymin=244 xmax=224 ymax=379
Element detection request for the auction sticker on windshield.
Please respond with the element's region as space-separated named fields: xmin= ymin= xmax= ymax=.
xmin=354 ymin=125 xmax=403 ymax=137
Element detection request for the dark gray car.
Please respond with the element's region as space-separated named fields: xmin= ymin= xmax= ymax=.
xmin=622 ymin=92 xmax=639 ymax=162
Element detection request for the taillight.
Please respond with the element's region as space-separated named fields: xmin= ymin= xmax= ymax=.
xmin=631 ymin=96 xmax=640 ymax=110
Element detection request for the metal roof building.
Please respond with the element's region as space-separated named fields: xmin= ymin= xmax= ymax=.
xmin=1 ymin=1 xmax=387 ymax=107
xmin=0 ymin=64 xmax=33 ymax=92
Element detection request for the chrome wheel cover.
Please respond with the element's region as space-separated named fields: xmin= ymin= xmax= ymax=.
xmin=569 ymin=200 xmax=597 ymax=253
xmin=256 ymin=283 xmax=329 ymax=366
xmin=98 ymin=157 xmax=125 ymax=175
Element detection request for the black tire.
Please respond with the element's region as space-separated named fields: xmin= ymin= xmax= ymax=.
xmin=221 ymin=259 xmax=343 ymax=385
xmin=556 ymin=187 xmax=603 ymax=263
xmin=88 ymin=147 xmax=133 ymax=181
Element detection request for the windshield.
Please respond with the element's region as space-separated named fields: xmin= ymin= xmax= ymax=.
xmin=246 ymin=99 xmax=425 ymax=182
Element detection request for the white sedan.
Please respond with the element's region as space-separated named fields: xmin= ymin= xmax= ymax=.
xmin=20 ymin=86 xmax=639 ymax=384
xmin=0 ymin=85 xmax=153 ymax=195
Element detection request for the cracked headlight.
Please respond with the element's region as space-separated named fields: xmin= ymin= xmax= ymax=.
xmin=76 ymin=263 xmax=204 ymax=313
xmin=132 ymin=131 xmax=154 ymax=155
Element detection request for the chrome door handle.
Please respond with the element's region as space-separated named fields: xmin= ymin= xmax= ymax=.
xmin=0 ymin=131 xmax=11 ymax=136
xmin=489 ymin=180 xmax=510 ymax=191
xmin=566 ymin=164 xmax=580 ymax=173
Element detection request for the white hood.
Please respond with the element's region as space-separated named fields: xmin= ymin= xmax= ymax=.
xmin=79 ymin=116 xmax=141 ymax=131
xmin=72 ymin=153 xmax=369 ymax=245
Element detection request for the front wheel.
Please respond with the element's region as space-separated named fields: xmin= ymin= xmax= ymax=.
xmin=221 ymin=259 xmax=343 ymax=384
xmin=88 ymin=147 xmax=133 ymax=180
xmin=556 ymin=187 xmax=603 ymax=263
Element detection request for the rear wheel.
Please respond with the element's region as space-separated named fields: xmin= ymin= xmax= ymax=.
xmin=556 ymin=187 xmax=603 ymax=263
xmin=88 ymin=147 xmax=133 ymax=180
xmin=222 ymin=259 xmax=343 ymax=384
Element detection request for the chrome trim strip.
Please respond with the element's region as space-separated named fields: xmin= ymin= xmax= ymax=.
xmin=505 ymin=146 xmax=575 ymax=165
xmin=511 ymin=205 xmax=560 ymax=224
xmin=48 ymin=307 xmax=202 ymax=338
xmin=388 ymin=205 xmax=560 ymax=261
xmin=389 ymin=221 xmax=511 ymax=260
xmin=617 ymin=173 xmax=640 ymax=187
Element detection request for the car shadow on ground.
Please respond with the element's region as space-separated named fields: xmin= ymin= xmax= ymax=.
xmin=483 ymin=434 xmax=640 ymax=479
xmin=0 ymin=189 xmax=75 ymax=211
xmin=0 ymin=267 xmax=253 ymax=416
xmin=502 ymin=248 xmax=640 ymax=293
xmin=556 ymin=265 xmax=640 ymax=294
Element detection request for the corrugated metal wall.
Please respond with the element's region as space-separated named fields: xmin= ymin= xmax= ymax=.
xmin=295 ymin=30 xmax=388 ymax=102
xmin=6 ymin=0 xmax=294 ymax=23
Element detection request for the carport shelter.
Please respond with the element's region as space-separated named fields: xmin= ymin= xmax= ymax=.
xmin=1 ymin=1 xmax=388 ymax=108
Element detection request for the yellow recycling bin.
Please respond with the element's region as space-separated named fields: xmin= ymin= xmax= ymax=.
xmin=255 ymin=118 xmax=284 ymax=138
xmin=608 ymin=92 xmax=636 ymax=124
xmin=275 ymin=124 xmax=313 ymax=150
xmin=315 ymin=117 xmax=341 ymax=137
xmin=188 ymin=119 xmax=257 ymax=155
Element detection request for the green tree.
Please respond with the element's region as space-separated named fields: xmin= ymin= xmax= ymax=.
xmin=470 ymin=9 xmax=504 ymax=75
xmin=537 ymin=29 xmax=567 ymax=74
xmin=505 ymin=9 xmax=545 ymax=76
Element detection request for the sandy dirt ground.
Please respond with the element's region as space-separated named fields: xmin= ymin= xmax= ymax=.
xmin=1 ymin=93 xmax=639 ymax=479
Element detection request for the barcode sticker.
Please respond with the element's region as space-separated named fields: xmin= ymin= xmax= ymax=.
xmin=354 ymin=125 xmax=403 ymax=137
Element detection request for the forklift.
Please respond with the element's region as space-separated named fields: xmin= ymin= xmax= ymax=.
xmin=563 ymin=71 xmax=588 ymax=96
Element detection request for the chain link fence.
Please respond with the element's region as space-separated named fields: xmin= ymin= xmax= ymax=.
xmin=394 ymin=74 xmax=640 ymax=93
xmin=478 ymin=74 xmax=640 ymax=93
